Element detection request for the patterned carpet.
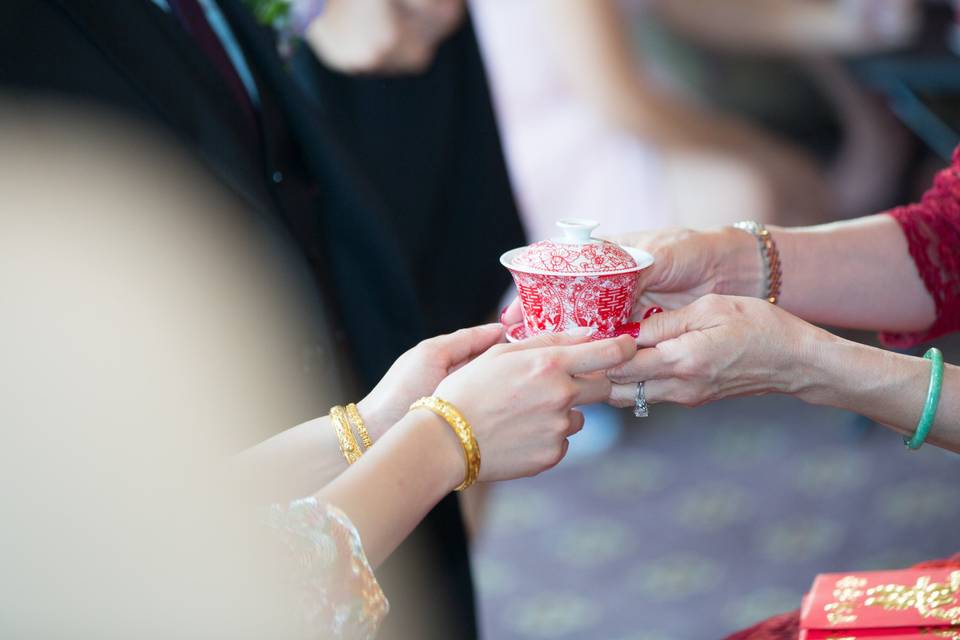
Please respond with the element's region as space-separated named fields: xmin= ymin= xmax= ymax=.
xmin=473 ymin=344 xmax=960 ymax=639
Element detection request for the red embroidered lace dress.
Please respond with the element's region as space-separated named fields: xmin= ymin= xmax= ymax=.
xmin=881 ymin=146 xmax=960 ymax=347
xmin=725 ymin=149 xmax=960 ymax=640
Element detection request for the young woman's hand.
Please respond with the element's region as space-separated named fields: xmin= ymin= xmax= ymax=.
xmin=358 ymin=324 xmax=505 ymax=441
xmin=433 ymin=331 xmax=637 ymax=481
xmin=605 ymin=294 xmax=833 ymax=408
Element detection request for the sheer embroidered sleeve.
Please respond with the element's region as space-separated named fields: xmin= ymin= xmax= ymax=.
xmin=266 ymin=497 xmax=389 ymax=640
xmin=880 ymin=146 xmax=960 ymax=348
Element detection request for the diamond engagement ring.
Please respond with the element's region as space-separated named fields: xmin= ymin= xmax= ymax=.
xmin=633 ymin=381 xmax=649 ymax=418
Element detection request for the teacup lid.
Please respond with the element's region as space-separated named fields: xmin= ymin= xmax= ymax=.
xmin=511 ymin=219 xmax=637 ymax=274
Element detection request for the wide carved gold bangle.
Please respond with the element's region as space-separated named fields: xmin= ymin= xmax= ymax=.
xmin=409 ymin=396 xmax=480 ymax=491
xmin=733 ymin=220 xmax=782 ymax=305
xmin=330 ymin=405 xmax=362 ymax=465
xmin=346 ymin=402 xmax=373 ymax=450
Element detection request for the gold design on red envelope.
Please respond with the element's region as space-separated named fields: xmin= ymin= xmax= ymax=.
xmin=863 ymin=571 xmax=960 ymax=624
xmin=826 ymin=577 xmax=868 ymax=625
xmin=823 ymin=572 xmax=960 ymax=627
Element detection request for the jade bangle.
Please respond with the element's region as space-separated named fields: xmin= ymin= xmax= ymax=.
xmin=904 ymin=347 xmax=944 ymax=450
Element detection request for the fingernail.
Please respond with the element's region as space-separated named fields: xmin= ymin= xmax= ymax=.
xmin=565 ymin=326 xmax=597 ymax=337
xmin=499 ymin=306 xmax=509 ymax=324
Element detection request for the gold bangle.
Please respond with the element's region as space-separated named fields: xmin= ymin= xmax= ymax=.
xmin=330 ymin=405 xmax=362 ymax=465
xmin=733 ymin=220 xmax=782 ymax=305
xmin=346 ymin=402 xmax=373 ymax=451
xmin=409 ymin=396 xmax=480 ymax=491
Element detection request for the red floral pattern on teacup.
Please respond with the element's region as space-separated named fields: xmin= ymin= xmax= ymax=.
xmin=511 ymin=270 xmax=640 ymax=338
xmin=502 ymin=219 xmax=652 ymax=338
xmin=512 ymin=239 xmax=638 ymax=274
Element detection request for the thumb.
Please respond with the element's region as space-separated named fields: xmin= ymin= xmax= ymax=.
xmin=435 ymin=323 xmax=506 ymax=367
xmin=634 ymin=307 xmax=694 ymax=348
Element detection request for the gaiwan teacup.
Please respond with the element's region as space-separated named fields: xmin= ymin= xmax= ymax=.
xmin=500 ymin=219 xmax=654 ymax=340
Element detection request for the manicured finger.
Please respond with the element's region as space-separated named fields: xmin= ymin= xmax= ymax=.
xmin=435 ymin=323 xmax=505 ymax=365
xmin=571 ymin=372 xmax=613 ymax=405
xmin=567 ymin=409 xmax=585 ymax=436
xmin=501 ymin=296 xmax=524 ymax=326
xmin=557 ymin=335 xmax=637 ymax=375
xmin=605 ymin=347 xmax=674 ymax=384
xmin=634 ymin=307 xmax=694 ymax=348
xmin=500 ymin=327 xmax=596 ymax=353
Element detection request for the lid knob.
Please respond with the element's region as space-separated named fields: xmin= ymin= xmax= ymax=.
xmin=556 ymin=218 xmax=599 ymax=245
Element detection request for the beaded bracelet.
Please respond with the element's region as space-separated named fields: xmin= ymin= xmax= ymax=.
xmin=733 ymin=220 xmax=782 ymax=305
xmin=904 ymin=348 xmax=944 ymax=450
xmin=409 ymin=397 xmax=481 ymax=491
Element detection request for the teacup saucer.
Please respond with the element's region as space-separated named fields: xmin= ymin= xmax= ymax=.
xmin=503 ymin=307 xmax=661 ymax=343
xmin=504 ymin=321 xmax=645 ymax=343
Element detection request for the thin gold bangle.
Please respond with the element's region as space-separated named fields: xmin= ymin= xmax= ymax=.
xmin=346 ymin=402 xmax=373 ymax=451
xmin=330 ymin=405 xmax=362 ymax=465
xmin=409 ymin=396 xmax=480 ymax=491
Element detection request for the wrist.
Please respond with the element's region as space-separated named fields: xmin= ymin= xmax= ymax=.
xmin=355 ymin=397 xmax=389 ymax=442
xmin=712 ymin=226 xmax=766 ymax=298
xmin=396 ymin=410 xmax=466 ymax=494
xmin=791 ymin=330 xmax=864 ymax=405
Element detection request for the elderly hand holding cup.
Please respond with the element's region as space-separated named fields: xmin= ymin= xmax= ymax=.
xmin=600 ymin=218 xmax=959 ymax=453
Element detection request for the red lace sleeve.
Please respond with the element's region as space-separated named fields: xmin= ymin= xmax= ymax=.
xmin=880 ymin=146 xmax=960 ymax=348
xmin=723 ymin=554 xmax=960 ymax=640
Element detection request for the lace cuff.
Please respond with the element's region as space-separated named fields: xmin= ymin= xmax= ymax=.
xmin=879 ymin=147 xmax=960 ymax=348
xmin=266 ymin=497 xmax=389 ymax=640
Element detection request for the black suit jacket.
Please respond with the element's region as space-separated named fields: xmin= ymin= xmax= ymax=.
xmin=0 ymin=2 xmax=526 ymax=638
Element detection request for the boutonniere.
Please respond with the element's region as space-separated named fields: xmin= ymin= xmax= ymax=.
xmin=243 ymin=0 xmax=292 ymax=29
xmin=242 ymin=0 xmax=325 ymax=56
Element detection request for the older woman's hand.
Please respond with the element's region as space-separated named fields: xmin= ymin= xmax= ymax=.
xmin=606 ymin=294 xmax=836 ymax=408
xmin=611 ymin=227 xmax=766 ymax=315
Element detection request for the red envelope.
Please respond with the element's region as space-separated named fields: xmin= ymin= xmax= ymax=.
xmin=798 ymin=568 xmax=960 ymax=639
xmin=800 ymin=628 xmax=960 ymax=639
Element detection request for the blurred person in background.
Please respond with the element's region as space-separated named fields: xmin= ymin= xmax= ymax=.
xmin=0 ymin=103 xmax=637 ymax=639
xmin=646 ymin=0 xmax=923 ymax=218
xmin=0 ymin=1 xmax=518 ymax=638
xmin=472 ymin=0 xmax=921 ymax=244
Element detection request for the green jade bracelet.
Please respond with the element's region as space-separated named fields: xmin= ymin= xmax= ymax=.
xmin=904 ymin=347 xmax=944 ymax=450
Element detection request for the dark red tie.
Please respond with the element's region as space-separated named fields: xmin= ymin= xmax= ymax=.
xmin=167 ymin=0 xmax=260 ymax=138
